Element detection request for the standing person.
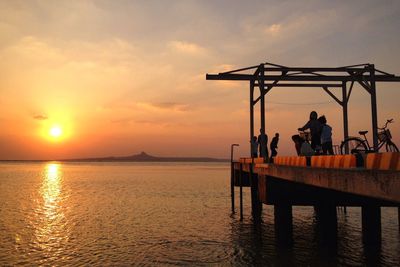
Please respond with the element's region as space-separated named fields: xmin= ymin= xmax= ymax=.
xmin=250 ymin=136 xmax=258 ymax=158
xmin=298 ymin=111 xmax=322 ymax=153
xmin=258 ymin=129 xmax=268 ymax=160
xmin=318 ymin=115 xmax=334 ymax=155
xmin=292 ymin=134 xmax=302 ymax=156
xmin=269 ymin=133 xmax=279 ymax=161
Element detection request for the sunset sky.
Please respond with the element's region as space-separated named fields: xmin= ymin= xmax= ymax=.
xmin=1 ymin=0 xmax=400 ymax=160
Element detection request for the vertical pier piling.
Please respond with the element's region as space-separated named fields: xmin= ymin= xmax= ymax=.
xmin=250 ymin=164 xmax=262 ymax=221
xmin=362 ymin=205 xmax=381 ymax=245
xmin=274 ymin=203 xmax=293 ymax=245
xmin=239 ymin=163 xmax=243 ymax=220
xmin=314 ymin=203 xmax=338 ymax=241
xmin=230 ymin=161 xmax=235 ymax=214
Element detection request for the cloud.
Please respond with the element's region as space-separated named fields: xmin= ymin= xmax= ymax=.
xmin=110 ymin=117 xmax=190 ymax=129
xmin=168 ymin=41 xmax=206 ymax=55
xmin=33 ymin=114 xmax=48 ymax=120
xmin=134 ymin=119 xmax=187 ymax=128
xmin=265 ymin=24 xmax=281 ymax=35
xmin=210 ymin=64 xmax=237 ymax=73
xmin=137 ymin=102 xmax=189 ymax=112
xmin=110 ymin=117 xmax=134 ymax=124
xmin=152 ymin=102 xmax=189 ymax=111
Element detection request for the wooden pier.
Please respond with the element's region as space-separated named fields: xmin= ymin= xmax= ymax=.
xmin=231 ymin=152 xmax=400 ymax=244
xmin=207 ymin=61 xmax=400 ymax=245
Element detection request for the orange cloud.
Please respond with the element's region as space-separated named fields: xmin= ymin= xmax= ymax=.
xmin=33 ymin=114 xmax=48 ymax=120
xmin=136 ymin=102 xmax=189 ymax=112
xmin=168 ymin=41 xmax=206 ymax=55
xmin=265 ymin=24 xmax=282 ymax=35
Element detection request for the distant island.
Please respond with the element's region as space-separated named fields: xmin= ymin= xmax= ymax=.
xmin=62 ymin=151 xmax=229 ymax=162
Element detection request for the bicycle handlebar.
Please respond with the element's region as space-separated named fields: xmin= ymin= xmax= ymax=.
xmin=378 ymin=118 xmax=394 ymax=130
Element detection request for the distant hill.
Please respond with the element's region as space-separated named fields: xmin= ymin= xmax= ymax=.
xmin=63 ymin=151 xmax=229 ymax=162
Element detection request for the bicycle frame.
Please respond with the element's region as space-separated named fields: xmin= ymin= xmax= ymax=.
xmin=357 ymin=120 xmax=393 ymax=152
xmin=341 ymin=119 xmax=398 ymax=154
xmin=357 ymin=133 xmax=372 ymax=150
xmin=360 ymin=134 xmax=387 ymax=152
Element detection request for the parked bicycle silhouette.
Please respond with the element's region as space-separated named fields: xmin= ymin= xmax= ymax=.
xmin=340 ymin=119 xmax=399 ymax=154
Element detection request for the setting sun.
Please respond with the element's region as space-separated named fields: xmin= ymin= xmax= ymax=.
xmin=49 ymin=126 xmax=62 ymax=138
xmin=37 ymin=115 xmax=73 ymax=143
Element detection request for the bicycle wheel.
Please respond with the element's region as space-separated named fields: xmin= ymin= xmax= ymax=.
xmin=340 ymin=137 xmax=368 ymax=154
xmin=385 ymin=141 xmax=399 ymax=152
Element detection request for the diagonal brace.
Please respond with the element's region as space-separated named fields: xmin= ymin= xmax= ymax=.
xmin=253 ymin=77 xmax=282 ymax=105
xmin=347 ymin=81 xmax=354 ymax=101
xmin=322 ymin=86 xmax=343 ymax=106
xmin=348 ymin=70 xmax=372 ymax=94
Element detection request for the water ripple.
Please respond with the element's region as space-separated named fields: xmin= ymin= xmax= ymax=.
xmin=0 ymin=162 xmax=399 ymax=266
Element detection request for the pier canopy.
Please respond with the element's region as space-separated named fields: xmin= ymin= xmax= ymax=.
xmin=206 ymin=62 xmax=400 ymax=154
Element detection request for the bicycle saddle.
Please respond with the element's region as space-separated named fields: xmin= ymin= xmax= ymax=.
xmin=359 ymin=130 xmax=368 ymax=135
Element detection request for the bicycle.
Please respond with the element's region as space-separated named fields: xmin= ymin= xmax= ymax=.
xmin=298 ymin=130 xmax=311 ymax=143
xmin=340 ymin=119 xmax=399 ymax=154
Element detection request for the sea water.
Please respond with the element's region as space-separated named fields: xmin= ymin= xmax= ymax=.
xmin=0 ymin=162 xmax=398 ymax=266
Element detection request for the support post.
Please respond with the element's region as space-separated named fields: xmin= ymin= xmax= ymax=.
xmin=250 ymin=80 xmax=255 ymax=157
xmin=230 ymin=144 xmax=239 ymax=214
xmin=259 ymin=65 xmax=268 ymax=161
xmin=369 ymin=64 xmax=379 ymax=151
xmin=342 ymin=81 xmax=349 ymax=154
xmin=314 ymin=203 xmax=338 ymax=242
xmin=274 ymin=203 xmax=293 ymax=246
xmin=362 ymin=205 xmax=381 ymax=245
xmin=259 ymin=65 xmax=265 ymax=135
xmin=250 ymin=166 xmax=262 ymax=221
xmin=230 ymin=161 xmax=235 ymax=214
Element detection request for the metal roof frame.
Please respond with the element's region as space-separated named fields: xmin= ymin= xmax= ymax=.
xmin=206 ymin=62 xmax=400 ymax=155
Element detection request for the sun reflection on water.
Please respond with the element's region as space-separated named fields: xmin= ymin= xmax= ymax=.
xmin=34 ymin=163 xmax=69 ymax=256
xmin=43 ymin=164 xmax=61 ymax=207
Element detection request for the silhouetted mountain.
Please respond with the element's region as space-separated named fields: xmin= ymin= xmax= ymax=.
xmin=63 ymin=151 xmax=228 ymax=162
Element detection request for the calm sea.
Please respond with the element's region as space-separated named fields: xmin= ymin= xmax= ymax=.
xmin=0 ymin=162 xmax=398 ymax=266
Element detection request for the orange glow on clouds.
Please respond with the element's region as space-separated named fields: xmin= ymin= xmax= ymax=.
xmin=0 ymin=1 xmax=399 ymax=160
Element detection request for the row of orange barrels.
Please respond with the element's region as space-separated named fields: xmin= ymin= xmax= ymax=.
xmin=239 ymin=152 xmax=400 ymax=171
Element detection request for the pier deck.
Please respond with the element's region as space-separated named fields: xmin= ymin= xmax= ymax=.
xmin=234 ymin=162 xmax=400 ymax=206
xmin=233 ymin=153 xmax=400 ymax=206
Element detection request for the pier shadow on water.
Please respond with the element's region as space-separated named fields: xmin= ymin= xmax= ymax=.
xmin=228 ymin=205 xmax=395 ymax=266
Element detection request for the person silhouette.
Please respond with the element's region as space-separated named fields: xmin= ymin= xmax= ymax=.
xmin=270 ymin=133 xmax=279 ymax=161
xmin=257 ymin=128 xmax=268 ymax=160
xmin=318 ymin=115 xmax=334 ymax=155
xmin=292 ymin=134 xmax=302 ymax=156
xmin=298 ymin=111 xmax=322 ymax=153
